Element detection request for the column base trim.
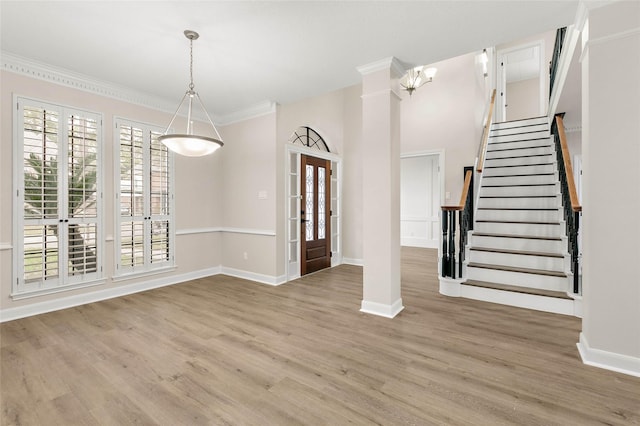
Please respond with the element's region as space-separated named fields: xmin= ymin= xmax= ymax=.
xmin=577 ymin=333 xmax=640 ymax=378
xmin=360 ymin=298 xmax=404 ymax=318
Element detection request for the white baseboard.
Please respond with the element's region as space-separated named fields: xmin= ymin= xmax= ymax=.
xmin=0 ymin=266 xmax=220 ymax=323
xmin=342 ymin=257 xmax=363 ymax=266
xmin=360 ymin=298 xmax=404 ymax=318
xmin=220 ymin=266 xmax=286 ymax=286
xmin=577 ymin=333 xmax=640 ymax=378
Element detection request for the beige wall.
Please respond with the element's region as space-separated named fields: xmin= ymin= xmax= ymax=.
xmin=581 ymin=1 xmax=640 ymax=365
xmin=219 ymin=112 xmax=278 ymax=277
xmin=0 ymin=71 xmax=222 ymax=312
xmin=401 ymin=52 xmax=488 ymax=204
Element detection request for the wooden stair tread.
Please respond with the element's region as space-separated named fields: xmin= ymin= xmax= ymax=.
xmin=481 ymin=173 xmax=555 ymax=178
xmin=469 ymin=247 xmax=564 ymax=258
xmin=472 ymin=232 xmax=562 ymax=241
xmin=484 ymin=163 xmax=554 ymax=168
xmin=467 ymin=262 xmax=566 ymax=277
xmin=476 ymin=220 xmax=560 ymax=225
xmin=481 ymin=183 xmax=556 ymax=187
xmin=479 ymin=195 xmax=556 ymax=198
xmin=462 ymin=280 xmax=572 ymax=299
xmin=477 ymin=207 xmax=558 ymax=211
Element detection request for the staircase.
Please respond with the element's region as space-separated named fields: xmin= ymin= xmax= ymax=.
xmin=460 ymin=116 xmax=580 ymax=316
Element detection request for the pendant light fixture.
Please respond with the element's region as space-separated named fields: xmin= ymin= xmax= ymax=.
xmin=400 ymin=65 xmax=437 ymax=96
xmin=159 ymin=30 xmax=224 ymax=157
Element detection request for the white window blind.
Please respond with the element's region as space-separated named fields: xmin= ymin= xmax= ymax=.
xmin=14 ymin=97 xmax=103 ymax=296
xmin=115 ymin=119 xmax=174 ymax=275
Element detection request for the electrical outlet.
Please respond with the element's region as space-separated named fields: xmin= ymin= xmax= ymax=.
xmin=445 ymin=191 xmax=451 ymax=199
xmin=243 ymin=251 xmax=248 ymax=260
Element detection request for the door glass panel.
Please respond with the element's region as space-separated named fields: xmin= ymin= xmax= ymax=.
xmin=318 ymin=166 xmax=326 ymax=239
xmin=68 ymin=222 xmax=98 ymax=275
xmin=23 ymin=224 xmax=59 ymax=283
xmin=305 ymin=164 xmax=314 ymax=241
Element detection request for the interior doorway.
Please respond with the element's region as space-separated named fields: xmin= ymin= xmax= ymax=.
xmin=497 ymin=40 xmax=546 ymax=122
xmin=400 ymin=152 xmax=442 ymax=249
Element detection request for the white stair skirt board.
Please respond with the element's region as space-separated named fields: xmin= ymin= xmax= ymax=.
xmin=467 ymin=249 xmax=566 ymax=271
xmin=482 ymin=164 xmax=556 ymax=177
xmin=470 ymin=233 xmax=566 ymax=253
xmin=577 ymin=333 xmax=640 ymax=378
xmin=460 ymin=283 xmax=576 ymax=316
xmin=488 ymin=132 xmax=550 ymax=144
xmin=485 ymin=146 xmax=553 ymax=159
xmin=465 ymin=265 xmax=568 ymax=292
xmin=478 ymin=196 xmax=560 ymax=209
xmin=474 ymin=221 xmax=563 ymax=238
xmin=360 ymin=298 xmax=404 ymax=318
xmin=492 ymin=116 xmax=548 ymax=130
xmin=475 ymin=208 xmax=561 ymax=223
xmin=480 ymin=184 xmax=559 ymax=197
xmin=439 ymin=276 xmax=464 ymax=297
xmin=490 ymin=123 xmax=549 ymax=137
xmin=484 ymin=154 xmax=554 ymax=167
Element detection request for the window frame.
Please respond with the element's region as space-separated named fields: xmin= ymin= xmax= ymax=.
xmin=12 ymin=95 xmax=105 ymax=299
xmin=113 ymin=117 xmax=175 ymax=278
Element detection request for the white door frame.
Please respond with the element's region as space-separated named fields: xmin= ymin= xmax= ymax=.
xmin=285 ymin=144 xmax=342 ymax=282
xmin=496 ymin=40 xmax=546 ymax=122
xmin=400 ymin=150 xmax=445 ymax=250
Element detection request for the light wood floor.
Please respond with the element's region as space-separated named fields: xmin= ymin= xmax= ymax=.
xmin=2 ymin=248 xmax=639 ymax=425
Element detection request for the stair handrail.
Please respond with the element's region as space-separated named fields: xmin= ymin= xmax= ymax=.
xmin=441 ymin=170 xmax=473 ymax=279
xmin=551 ymin=114 xmax=582 ymax=294
xmin=476 ymin=89 xmax=497 ymax=173
xmin=549 ymin=27 xmax=567 ymax=99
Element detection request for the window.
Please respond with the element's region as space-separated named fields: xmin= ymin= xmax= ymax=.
xmin=115 ymin=118 xmax=174 ymax=276
xmin=14 ymin=97 xmax=103 ymax=297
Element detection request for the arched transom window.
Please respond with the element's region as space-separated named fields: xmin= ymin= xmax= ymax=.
xmin=289 ymin=126 xmax=330 ymax=152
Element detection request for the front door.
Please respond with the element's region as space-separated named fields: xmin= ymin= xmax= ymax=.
xmin=301 ymin=155 xmax=331 ymax=275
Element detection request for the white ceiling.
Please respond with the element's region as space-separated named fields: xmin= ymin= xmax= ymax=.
xmin=1 ymin=1 xmax=579 ymax=119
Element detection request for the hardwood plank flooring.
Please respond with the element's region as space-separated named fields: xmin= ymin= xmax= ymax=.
xmin=2 ymin=247 xmax=639 ymax=425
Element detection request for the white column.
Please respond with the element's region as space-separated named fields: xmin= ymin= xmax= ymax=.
xmin=578 ymin=1 xmax=640 ymax=377
xmin=358 ymin=57 xmax=404 ymax=318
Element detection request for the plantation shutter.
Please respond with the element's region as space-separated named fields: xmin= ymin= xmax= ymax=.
xmin=15 ymin=98 xmax=103 ymax=296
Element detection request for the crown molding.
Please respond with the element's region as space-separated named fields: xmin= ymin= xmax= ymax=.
xmin=357 ymin=56 xmax=405 ymax=78
xmin=1 ymin=51 xmax=178 ymax=113
xmin=216 ymin=101 xmax=277 ymax=126
xmin=1 ymin=51 xmax=278 ymax=127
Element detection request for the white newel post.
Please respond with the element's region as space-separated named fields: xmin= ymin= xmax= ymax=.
xmin=358 ymin=57 xmax=404 ymax=318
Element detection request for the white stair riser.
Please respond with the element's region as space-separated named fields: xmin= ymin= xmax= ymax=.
xmin=468 ymin=250 xmax=566 ymax=271
xmin=475 ymin=209 xmax=561 ymax=222
xmin=488 ymin=138 xmax=552 ymax=151
xmin=488 ymin=132 xmax=550 ymax=144
xmin=470 ymin=234 xmax=566 ymax=253
xmin=490 ymin=123 xmax=549 ymax=137
xmin=485 ymin=146 xmax=553 ymax=159
xmin=475 ymin=221 xmax=563 ymax=238
xmin=492 ymin=117 xmax=548 ymax=130
xmin=465 ymin=266 xmax=568 ymax=292
xmin=484 ymin=154 xmax=554 ymax=167
xmin=478 ymin=196 xmax=559 ymax=209
xmin=483 ymin=164 xmax=556 ymax=177
xmin=480 ymin=184 xmax=559 ymax=197
xmin=481 ymin=174 xmax=556 ymax=186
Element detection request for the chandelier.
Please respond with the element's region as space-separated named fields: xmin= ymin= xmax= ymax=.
xmin=159 ymin=30 xmax=224 ymax=157
xmin=400 ymin=66 xmax=437 ymax=96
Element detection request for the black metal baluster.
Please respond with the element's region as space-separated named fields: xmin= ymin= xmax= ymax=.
xmin=442 ymin=210 xmax=449 ymax=277
xmin=449 ymin=211 xmax=456 ymax=279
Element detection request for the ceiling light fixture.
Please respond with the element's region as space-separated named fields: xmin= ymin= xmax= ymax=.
xmin=159 ymin=30 xmax=223 ymax=157
xmin=400 ymin=66 xmax=437 ymax=96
